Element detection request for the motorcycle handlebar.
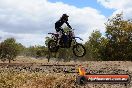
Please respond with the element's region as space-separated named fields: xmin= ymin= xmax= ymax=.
xmin=73 ymin=37 xmax=83 ymax=41
xmin=48 ymin=33 xmax=54 ymax=34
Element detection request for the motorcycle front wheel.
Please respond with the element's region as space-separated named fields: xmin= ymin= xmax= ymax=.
xmin=73 ymin=43 xmax=86 ymax=57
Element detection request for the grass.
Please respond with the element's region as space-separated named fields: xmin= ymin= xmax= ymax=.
xmin=0 ymin=70 xmax=77 ymax=88
xmin=0 ymin=70 xmax=30 ymax=88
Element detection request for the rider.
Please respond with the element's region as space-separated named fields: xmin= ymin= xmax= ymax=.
xmin=55 ymin=14 xmax=72 ymax=46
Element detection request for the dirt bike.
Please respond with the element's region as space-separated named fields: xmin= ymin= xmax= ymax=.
xmin=48 ymin=29 xmax=86 ymax=57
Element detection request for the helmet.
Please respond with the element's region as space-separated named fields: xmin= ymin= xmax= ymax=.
xmin=62 ymin=14 xmax=69 ymax=18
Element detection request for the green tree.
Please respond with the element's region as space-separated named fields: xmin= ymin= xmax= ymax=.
xmin=26 ymin=45 xmax=47 ymax=58
xmin=105 ymin=13 xmax=132 ymax=60
xmin=16 ymin=43 xmax=25 ymax=56
xmin=84 ymin=30 xmax=107 ymax=60
xmin=0 ymin=38 xmax=21 ymax=63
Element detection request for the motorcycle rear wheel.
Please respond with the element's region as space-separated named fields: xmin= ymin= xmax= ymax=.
xmin=48 ymin=40 xmax=59 ymax=52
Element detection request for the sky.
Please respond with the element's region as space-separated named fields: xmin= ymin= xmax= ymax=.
xmin=0 ymin=0 xmax=131 ymax=47
xmin=48 ymin=0 xmax=114 ymax=17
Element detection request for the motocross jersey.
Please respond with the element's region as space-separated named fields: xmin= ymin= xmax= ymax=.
xmin=55 ymin=20 xmax=72 ymax=29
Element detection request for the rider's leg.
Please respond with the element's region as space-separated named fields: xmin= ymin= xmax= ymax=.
xmin=59 ymin=28 xmax=69 ymax=47
xmin=59 ymin=32 xmax=64 ymax=46
xmin=55 ymin=27 xmax=63 ymax=45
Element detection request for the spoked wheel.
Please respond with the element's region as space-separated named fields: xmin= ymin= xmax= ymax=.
xmin=73 ymin=43 xmax=86 ymax=57
xmin=48 ymin=40 xmax=59 ymax=52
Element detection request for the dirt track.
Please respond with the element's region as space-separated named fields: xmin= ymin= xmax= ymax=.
xmin=0 ymin=58 xmax=132 ymax=88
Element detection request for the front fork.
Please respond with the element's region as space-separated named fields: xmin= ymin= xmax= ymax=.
xmin=72 ymin=39 xmax=77 ymax=46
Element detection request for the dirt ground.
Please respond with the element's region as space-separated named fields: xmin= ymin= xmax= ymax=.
xmin=0 ymin=57 xmax=132 ymax=88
